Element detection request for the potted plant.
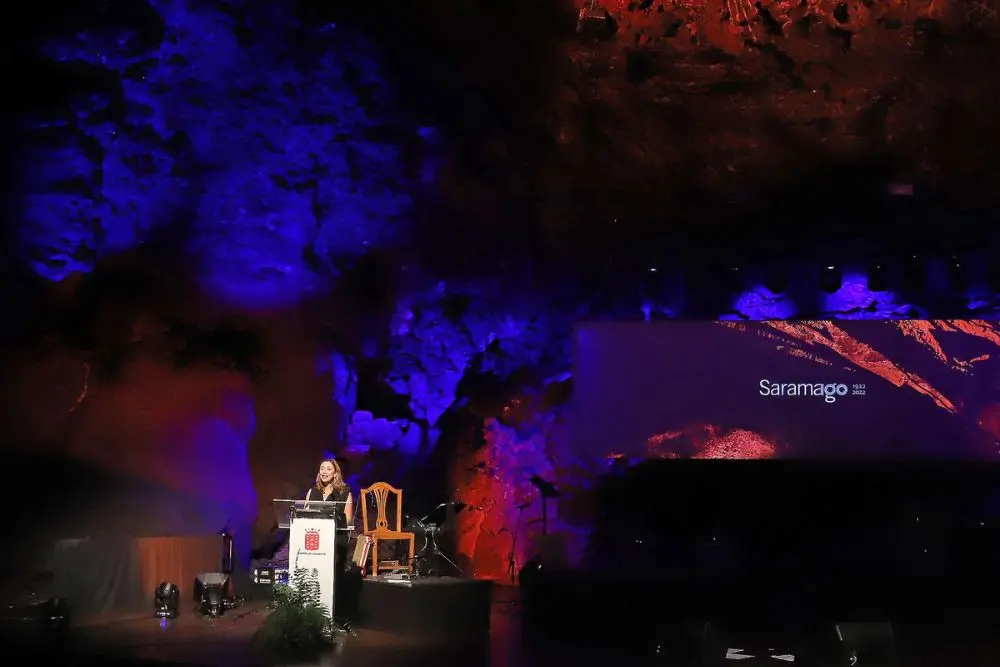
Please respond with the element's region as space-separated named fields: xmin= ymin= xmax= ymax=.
xmin=255 ymin=568 xmax=346 ymax=663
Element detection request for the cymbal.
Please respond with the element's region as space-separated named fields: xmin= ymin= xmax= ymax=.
xmin=529 ymin=475 xmax=562 ymax=498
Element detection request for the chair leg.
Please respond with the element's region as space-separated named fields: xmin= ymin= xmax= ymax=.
xmin=408 ymin=537 xmax=415 ymax=574
xmin=372 ymin=538 xmax=378 ymax=577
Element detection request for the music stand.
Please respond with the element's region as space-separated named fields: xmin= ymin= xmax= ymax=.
xmin=529 ymin=476 xmax=561 ymax=535
xmin=413 ymin=502 xmax=468 ymax=576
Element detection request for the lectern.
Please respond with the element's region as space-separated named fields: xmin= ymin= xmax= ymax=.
xmin=272 ymin=499 xmax=347 ymax=616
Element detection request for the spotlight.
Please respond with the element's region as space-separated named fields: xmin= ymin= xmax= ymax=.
xmin=721 ymin=266 xmax=743 ymax=294
xmin=518 ymin=559 xmax=544 ymax=590
xmin=868 ymin=263 xmax=889 ymax=292
xmin=763 ymin=267 xmax=788 ymax=295
xmin=154 ymin=582 xmax=179 ymax=619
xmin=948 ymin=257 xmax=966 ymax=291
xmin=641 ymin=267 xmax=663 ymax=301
xmin=902 ymin=255 xmax=925 ymax=292
xmin=988 ymin=263 xmax=1000 ymax=292
xmin=819 ymin=265 xmax=842 ymax=294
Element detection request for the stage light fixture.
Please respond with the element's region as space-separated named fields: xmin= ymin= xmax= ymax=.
xmin=818 ymin=265 xmax=842 ymax=294
xmin=517 ymin=558 xmax=544 ymax=588
xmin=948 ymin=257 xmax=966 ymax=291
xmin=763 ymin=267 xmax=788 ymax=295
xmin=721 ymin=266 xmax=743 ymax=294
xmin=154 ymin=582 xmax=179 ymax=619
xmin=988 ymin=262 xmax=1000 ymax=292
xmin=868 ymin=263 xmax=889 ymax=292
xmin=902 ymin=255 xmax=925 ymax=292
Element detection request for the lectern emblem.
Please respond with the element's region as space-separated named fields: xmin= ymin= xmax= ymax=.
xmin=304 ymin=529 xmax=320 ymax=551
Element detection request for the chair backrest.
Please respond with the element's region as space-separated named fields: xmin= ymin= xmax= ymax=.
xmin=360 ymin=482 xmax=404 ymax=534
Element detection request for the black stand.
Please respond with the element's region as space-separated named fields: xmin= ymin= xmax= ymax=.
xmin=507 ymin=502 xmax=531 ymax=584
xmin=529 ymin=475 xmax=561 ymax=536
xmin=416 ymin=525 xmax=462 ymax=575
xmin=412 ymin=502 xmax=469 ymax=577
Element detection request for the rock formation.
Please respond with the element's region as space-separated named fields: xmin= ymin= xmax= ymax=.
xmin=9 ymin=0 xmax=1000 ymax=577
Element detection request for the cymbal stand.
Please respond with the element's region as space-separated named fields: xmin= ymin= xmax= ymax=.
xmin=415 ymin=520 xmax=463 ymax=576
xmin=507 ymin=503 xmax=530 ymax=584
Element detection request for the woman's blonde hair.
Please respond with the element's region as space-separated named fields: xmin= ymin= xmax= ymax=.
xmin=314 ymin=458 xmax=348 ymax=495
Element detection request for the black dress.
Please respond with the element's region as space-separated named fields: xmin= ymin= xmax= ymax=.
xmin=304 ymin=487 xmax=351 ymax=566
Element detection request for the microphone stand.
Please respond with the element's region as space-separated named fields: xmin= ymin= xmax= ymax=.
xmin=508 ymin=502 xmax=531 ymax=584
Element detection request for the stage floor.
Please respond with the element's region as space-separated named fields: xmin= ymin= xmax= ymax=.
xmin=30 ymin=585 xmax=1000 ymax=667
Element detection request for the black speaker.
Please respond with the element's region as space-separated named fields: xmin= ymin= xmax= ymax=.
xmin=194 ymin=572 xmax=235 ymax=617
xmin=837 ymin=622 xmax=896 ymax=666
xmin=193 ymin=573 xmax=232 ymax=603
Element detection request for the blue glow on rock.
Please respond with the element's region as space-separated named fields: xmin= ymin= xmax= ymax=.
xmin=733 ymin=286 xmax=798 ymax=320
xmin=23 ymin=4 xmax=415 ymax=307
xmin=822 ymin=272 xmax=903 ymax=318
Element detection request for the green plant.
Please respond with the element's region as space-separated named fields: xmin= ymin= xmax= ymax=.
xmin=255 ymin=568 xmax=345 ymax=659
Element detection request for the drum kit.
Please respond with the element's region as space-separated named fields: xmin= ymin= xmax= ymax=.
xmin=408 ymin=502 xmax=471 ymax=577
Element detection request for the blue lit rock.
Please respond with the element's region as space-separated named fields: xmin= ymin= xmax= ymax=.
xmin=323 ymin=351 xmax=358 ymax=421
xmin=20 ymin=0 xmax=978 ymax=579
xmin=21 ymin=116 xmax=184 ymax=280
xmin=732 ymin=287 xmax=799 ymax=320
xmin=732 ymin=274 xmax=919 ymax=320
xmin=345 ymin=410 xmax=420 ymax=456
xmin=24 ymin=2 xmax=416 ymax=307
xmin=822 ymin=274 xmax=917 ymax=319
xmin=387 ymin=280 xmax=572 ymax=438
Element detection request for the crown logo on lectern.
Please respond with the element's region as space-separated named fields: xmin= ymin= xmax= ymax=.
xmin=304 ymin=529 xmax=320 ymax=551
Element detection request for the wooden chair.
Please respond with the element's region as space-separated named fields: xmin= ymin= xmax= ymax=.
xmin=360 ymin=482 xmax=416 ymax=576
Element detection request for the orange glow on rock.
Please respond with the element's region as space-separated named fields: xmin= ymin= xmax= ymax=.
xmin=647 ymin=424 xmax=778 ymax=459
xmin=766 ymin=321 xmax=957 ymax=413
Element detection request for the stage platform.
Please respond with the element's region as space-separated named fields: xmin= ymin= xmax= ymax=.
xmin=52 ymin=595 xmax=496 ymax=667
xmin=8 ymin=585 xmax=1000 ymax=667
xmin=358 ymin=576 xmax=493 ymax=641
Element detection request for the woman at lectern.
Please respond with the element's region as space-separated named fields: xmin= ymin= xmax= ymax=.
xmin=306 ymin=458 xmax=354 ymax=524
xmin=305 ymin=458 xmax=358 ymax=627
